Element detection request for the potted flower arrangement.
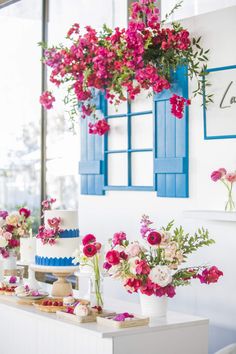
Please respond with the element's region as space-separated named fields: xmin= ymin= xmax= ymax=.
xmin=72 ymin=234 xmax=103 ymax=308
xmin=104 ymin=216 xmax=223 ymax=317
xmin=0 ymin=208 xmax=32 ymax=270
xmin=211 ymin=168 xmax=236 ymax=211
xmin=39 ymin=0 xmax=211 ymax=135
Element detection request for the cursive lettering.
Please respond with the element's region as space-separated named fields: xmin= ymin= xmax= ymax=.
xmin=220 ymin=81 xmax=233 ymax=109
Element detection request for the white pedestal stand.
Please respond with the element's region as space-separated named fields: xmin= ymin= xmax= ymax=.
xmin=30 ymin=264 xmax=80 ymax=297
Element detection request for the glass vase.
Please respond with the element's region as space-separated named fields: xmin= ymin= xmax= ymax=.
xmin=225 ymin=190 xmax=235 ymax=212
xmin=89 ymin=273 xmax=103 ymax=308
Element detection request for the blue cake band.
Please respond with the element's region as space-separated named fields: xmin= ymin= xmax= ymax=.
xmin=35 ymin=256 xmax=78 ymax=266
xmin=59 ymin=229 xmax=79 ymax=238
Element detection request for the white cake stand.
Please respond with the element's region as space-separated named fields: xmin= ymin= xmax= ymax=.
xmin=30 ymin=264 xmax=80 ymax=297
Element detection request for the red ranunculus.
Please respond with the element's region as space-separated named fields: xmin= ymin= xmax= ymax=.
xmin=147 ymin=231 xmax=162 ymax=245
xmin=106 ymin=250 xmax=120 ymax=265
xmin=19 ymin=208 xmax=31 ymax=218
xmin=82 ymin=234 xmax=96 ymax=246
xmin=83 ymin=244 xmax=97 ymax=257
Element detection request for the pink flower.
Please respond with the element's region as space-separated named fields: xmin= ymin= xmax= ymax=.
xmin=40 ymin=91 xmax=55 ymax=110
xmin=19 ymin=208 xmax=31 ymax=219
xmin=218 ymin=168 xmax=227 ymax=176
xmin=147 ymin=231 xmax=162 ymax=246
xmin=112 ymin=232 xmax=126 ymax=246
xmin=170 ymin=94 xmax=190 ymax=119
xmin=95 ymin=242 xmax=102 ymax=251
xmin=211 ymin=170 xmax=223 ymax=182
xmin=42 ymin=198 xmax=56 ymax=210
xmin=106 ymin=250 xmax=120 ymax=265
xmin=103 ymin=262 xmax=112 ymax=270
xmin=0 ymin=211 xmax=8 ymax=219
xmin=136 ymin=260 xmax=150 ymax=275
xmin=9 ymin=276 xmax=17 ymax=284
xmin=3 ymin=232 xmax=12 ymax=240
xmin=8 ymin=239 xmax=20 ymax=248
xmin=124 ymin=278 xmax=142 ymax=293
xmin=225 ymin=172 xmax=236 ymax=183
xmin=140 ymin=278 xmax=155 ymax=296
xmin=47 ymin=217 xmax=61 ymax=229
xmin=83 ymin=244 xmax=97 ymax=257
xmin=198 ymin=266 xmax=223 ymax=284
xmin=164 ymin=284 xmax=176 ymax=298
xmin=82 ymin=234 xmax=96 ymax=246
xmin=88 ymin=119 xmax=110 ymax=136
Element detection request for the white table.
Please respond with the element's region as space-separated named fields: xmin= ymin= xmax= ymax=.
xmin=0 ymin=295 xmax=208 ymax=354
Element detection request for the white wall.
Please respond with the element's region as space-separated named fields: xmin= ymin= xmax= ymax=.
xmin=78 ymin=6 xmax=236 ymax=353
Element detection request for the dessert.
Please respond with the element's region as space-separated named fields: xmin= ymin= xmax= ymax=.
xmin=63 ymin=296 xmax=75 ymax=307
xmin=35 ymin=209 xmax=80 ymax=266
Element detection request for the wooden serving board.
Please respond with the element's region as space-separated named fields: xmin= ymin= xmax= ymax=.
xmin=96 ymin=315 xmax=150 ymax=329
xmin=57 ymin=310 xmax=116 ymax=324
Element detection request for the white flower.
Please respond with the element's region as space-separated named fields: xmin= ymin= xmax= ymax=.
xmin=164 ymin=241 xmax=178 ymax=262
xmin=0 ymin=236 xmax=8 ymax=248
xmin=128 ymin=256 xmax=140 ymax=275
xmin=160 ymin=231 xmax=171 ymax=246
xmin=149 ymin=265 xmax=172 ymax=287
xmin=126 ymin=242 xmax=141 ymax=257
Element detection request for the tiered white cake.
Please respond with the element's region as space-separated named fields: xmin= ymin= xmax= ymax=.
xmin=35 ymin=210 xmax=80 ymax=267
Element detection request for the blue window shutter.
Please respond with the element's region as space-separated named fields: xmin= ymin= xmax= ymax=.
xmin=79 ymin=93 xmax=106 ymax=195
xmin=154 ymin=65 xmax=189 ymax=198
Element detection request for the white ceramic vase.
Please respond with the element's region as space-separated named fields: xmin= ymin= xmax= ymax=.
xmin=139 ymin=293 xmax=168 ymax=317
xmin=3 ymin=251 xmax=17 ymax=270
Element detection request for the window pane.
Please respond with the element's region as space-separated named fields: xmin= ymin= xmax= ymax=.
xmin=107 ymin=118 xmax=127 ymax=151
xmin=131 ymin=152 xmax=153 ymax=186
xmin=108 ymin=100 xmax=128 ymax=116
xmin=107 ymin=154 xmax=128 ymax=186
xmin=131 ymin=114 xmax=153 ymax=149
xmin=0 ymin=0 xmax=41 ymax=231
xmin=131 ymin=89 xmax=153 ymax=113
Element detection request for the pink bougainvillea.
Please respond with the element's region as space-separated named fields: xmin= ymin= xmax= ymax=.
xmin=39 ymin=0 xmax=209 ymax=135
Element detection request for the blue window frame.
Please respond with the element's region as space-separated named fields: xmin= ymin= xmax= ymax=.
xmin=103 ymin=100 xmax=154 ymax=191
xmin=79 ymin=65 xmax=189 ymax=198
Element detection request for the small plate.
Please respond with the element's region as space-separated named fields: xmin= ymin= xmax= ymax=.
xmin=16 ymin=291 xmax=49 ymax=300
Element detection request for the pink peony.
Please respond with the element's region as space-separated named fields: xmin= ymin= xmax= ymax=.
xmin=112 ymin=232 xmax=126 ymax=246
xmin=198 ymin=266 xmax=223 ymax=284
xmin=83 ymin=243 xmax=97 ymax=257
xmin=106 ymin=250 xmax=120 ymax=265
xmin=82 ymin=234 xmax=96 ymax=246
xmin=19 ymin=208 xmax=31 ymax=218
xmin=147 ymin=231 xmax=162 ymax=245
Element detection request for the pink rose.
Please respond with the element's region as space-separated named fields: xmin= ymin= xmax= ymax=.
xmin=106 ymin=250 xmax=120 ymax=265
xmin=126 ymin=242 xmax=141 ymax=257
xmin=82 ymin=234 xmax=96 ymax=246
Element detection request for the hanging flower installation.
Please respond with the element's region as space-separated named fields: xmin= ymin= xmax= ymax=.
xmin=40 ymin=0 xmax=210 ymax=135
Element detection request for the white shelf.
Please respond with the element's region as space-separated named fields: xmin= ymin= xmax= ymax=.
xmin=183 ymin=210 xmax=236 ymax=222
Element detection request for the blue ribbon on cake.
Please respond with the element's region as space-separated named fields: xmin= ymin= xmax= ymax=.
xmin=59 ymin=229 xmax=79 ymax=238
xmin=35 ymin=256 xmax=78 ymax=266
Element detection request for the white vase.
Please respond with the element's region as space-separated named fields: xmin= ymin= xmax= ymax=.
xmin=3 ymin=251 xmax=17 ymax=270
xmin=139 ymin=293 xmax=168 ymax=317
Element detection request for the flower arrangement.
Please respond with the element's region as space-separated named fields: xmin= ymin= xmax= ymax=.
xmin=211 ymin=168 xmax=236 ymax=211
xmin=104 ymin=216 xmax=223 ymax=298
xmin=36 ymin=198 xmax=62 ymax=245
xmin=72 ymin=234 xmax=103 ymax=307
xmin=0 ymin=208 xmax=32 ymax=258
xmin=39 ymin=0 xmax=210 ymax=135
